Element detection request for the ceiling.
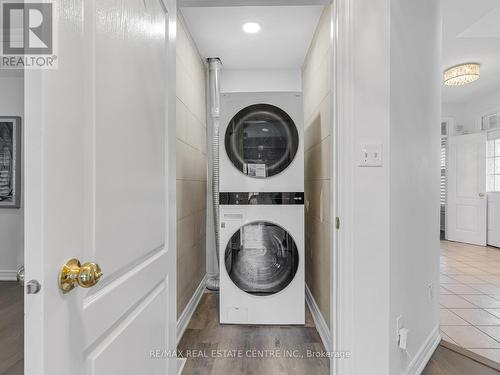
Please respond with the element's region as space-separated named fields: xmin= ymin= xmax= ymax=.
xmin=181 ymin=1 xmax=500 ymax=103
xmin=442 ymin=0 xmax=500 ymax=104
xmin=180 ymin=5 xmax=324 ymax=70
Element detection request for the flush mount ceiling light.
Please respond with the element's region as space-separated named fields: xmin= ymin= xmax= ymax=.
xmin=242 ymin=22 xmax=261 ymax=34
xmin=444 ymin=63 xmax=480 ymax=86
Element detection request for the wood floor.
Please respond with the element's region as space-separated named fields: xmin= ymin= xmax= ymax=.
xmin=423 ymin=345 xmax=500 ymax=375
xmin=178 ymin=292 xmax=330 ymax=375
xmin=0 ymin=282 xmax=23 ymax=375
xmin=2 ymin=282 xmax=500 ymax=375
xmin=179 ymin=292 xmax=500 ymax=375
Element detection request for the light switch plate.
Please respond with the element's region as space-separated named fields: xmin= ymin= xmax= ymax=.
xmin=359 ymin=143 xmax=383 ymax=167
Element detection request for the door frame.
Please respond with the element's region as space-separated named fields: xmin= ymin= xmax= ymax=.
xmin=24 ymin=0 xmax=178 ymax=373
xmin=177 ymin=1 xmax=355 ymax=374
xmin=331 ymin=0 xmax=354 ymax=374
xmin=164 ymin=0 xmax=178 ymax=364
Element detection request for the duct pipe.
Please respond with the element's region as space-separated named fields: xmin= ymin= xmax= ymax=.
xmin=206 ymin=58 xmax=222 ymax=291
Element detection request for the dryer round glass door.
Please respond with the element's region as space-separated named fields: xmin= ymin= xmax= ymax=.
xmin=225 ymin=104 xmax=299 ymax=178
xmin=224 ymin=221 xmax=299 ymax=295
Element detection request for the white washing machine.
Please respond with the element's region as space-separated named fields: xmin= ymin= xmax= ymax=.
xmin=220 ymin=92 xmax=304 ymax=193
xmin=219 ymin=195 xmax=305 ymax=325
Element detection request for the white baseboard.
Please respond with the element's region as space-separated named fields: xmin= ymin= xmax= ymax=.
xmin=177 ymin=273 xmax=208 ymax=346
xmin=305 ymin=284 xmax=332 ymax=352
xmin=405 ymin=325 xmax=441 ymax=375
xmin=0 ymin=270 xmax=17 ymax=281
xmin=176 ymin=358 xmax=187 ymax=375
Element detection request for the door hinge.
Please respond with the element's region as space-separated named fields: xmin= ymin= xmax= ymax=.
xmin=335 ymin=217 xmax=340 ymax=230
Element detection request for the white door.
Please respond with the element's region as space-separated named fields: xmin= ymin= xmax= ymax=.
xmin=447 ymin=133 xmax=487 ymax=246
xmin=24 ymin=1 xmax=177 ymax=374
xmin=488 ymin=193 xmax=500 ymax=248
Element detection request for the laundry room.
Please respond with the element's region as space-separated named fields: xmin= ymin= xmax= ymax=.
xmin=175 ymin=1 xmax=334 ymax=373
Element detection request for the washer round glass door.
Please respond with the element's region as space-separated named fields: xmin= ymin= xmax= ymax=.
xmin=225 ymin=104 xmax=299 ymax=178
xmin=224 ymin=221 xmax=299 ymax=295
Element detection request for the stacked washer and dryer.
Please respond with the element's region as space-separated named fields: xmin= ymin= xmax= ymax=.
xmin=218 ymin=92 xmax=305 ymax=325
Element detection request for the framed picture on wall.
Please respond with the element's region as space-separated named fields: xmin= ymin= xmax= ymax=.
xmin=0 ymin=116 xmax=21 ymax=208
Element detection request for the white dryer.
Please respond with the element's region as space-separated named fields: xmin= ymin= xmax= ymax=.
xmin=219 ymin=194 xmax=305 ymax=325
xmin=220 ymin=92 xmax=304 ymax=193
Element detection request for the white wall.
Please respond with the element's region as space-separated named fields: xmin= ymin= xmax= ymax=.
xmin=345 ymin=0 xmax=440 ymax=374
xmin=220 ymin=69 xmax=301 ymax=93
xmin=349 ymin=0 xmax=391 ymax=372
xmin=389 ymin=0 xmax=441 ymax=374
xmin=0 ymin=71 xmax=24 ymax=280
xmin=443 ymin=88 xmax=500 ymax=135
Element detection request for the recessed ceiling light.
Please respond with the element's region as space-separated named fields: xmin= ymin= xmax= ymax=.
xmin=242 ymin=22 xmax=261 ymax=34
xmin=444 ymin=63 xmax=480 ymax=86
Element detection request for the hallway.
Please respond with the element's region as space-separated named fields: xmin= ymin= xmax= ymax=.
xmin=440 ymin=241 xmax=500 ymax=364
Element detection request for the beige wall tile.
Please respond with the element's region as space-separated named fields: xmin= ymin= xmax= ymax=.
xmin=176 ymin=17 xmax=189 ymax=65
xmin=303 ymin=7 xmax=331 ymax=76
xmin=176 ymin=98 xmax=187 ymax=142
xmin=176 ymin=180 xmax=193 ymax=220
xmin=177 ymin=240 xmax=205 ymax=316
xmin=176 ymin=18 xmax=207 ymax=319
xmin=305 ymin=179 xmax=331 ymax=224
xmin=186 ymin=110 xmax=207 ymax=154
xmin=176 ymin=140 xmax=207 ymax=181
xmin=302 ymin=5 xmax=333 ymax=329
xmin=303 ymin=53 xmax=331 ymax=122
xmin=306 ymin=217 xmax=331 ymax=327
xmin=176 ymin=57 xmax=190 ymax=107
xmin=305 ymin=136 xmax=331 ymax=181
xmin=304 ymin=92 xmax=331 ymax=151
xmin=177 ymin=215 xmax=196 ymax=258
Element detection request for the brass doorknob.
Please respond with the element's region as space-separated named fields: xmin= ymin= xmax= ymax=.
xmin=59 ymin=258 xmax=103 ymax=293
xmin=17 ymin=266 xmax=24 ymax=287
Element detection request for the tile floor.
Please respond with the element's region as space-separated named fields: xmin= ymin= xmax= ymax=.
xmin=440 ymin=240 xmax=500 ymax=364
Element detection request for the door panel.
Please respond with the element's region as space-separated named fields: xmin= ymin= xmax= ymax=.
xmin=94 ymin=0 xmax=167 ymax=275
xmin=488 ymin=193 xmax=500 ymax=247
xmin=447 ymin=133 xmax=487 ymax=245
xmin=81 ymin=250 xmax=169 ymax=347
xmin=25 ymin=0 xmax=176 ymax=374
xmin=456 ymin=205 xmax=478 ymax=232
xmin=456 ymin=144 xmax=480 ymax=197
xmin=89 ymin=281 xmax=168 ymax=375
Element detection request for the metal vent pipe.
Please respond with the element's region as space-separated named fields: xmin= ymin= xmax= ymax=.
xmin=206 ymin=57 xmax=222 ymax=291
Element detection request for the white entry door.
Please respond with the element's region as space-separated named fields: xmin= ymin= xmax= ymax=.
xmin=24 ymin=0 xmax=177 ymax=374
xmin=447 ymin=133 xmax=487 ymax=246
